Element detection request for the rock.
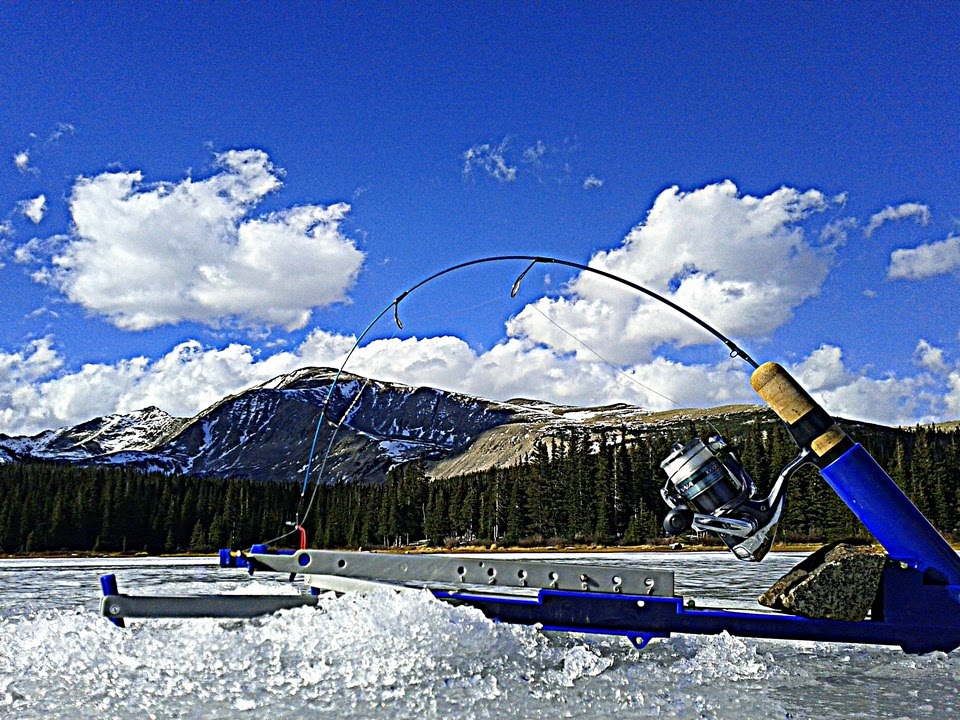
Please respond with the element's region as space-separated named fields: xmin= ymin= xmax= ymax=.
xmin=759 ymin=542 xmax=887 ymax=621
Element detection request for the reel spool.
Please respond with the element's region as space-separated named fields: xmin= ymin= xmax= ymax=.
xmin=661 ymin=436 xmax=751 ymax=522
xmin=659 ymin=434 xmax=807 ymax=561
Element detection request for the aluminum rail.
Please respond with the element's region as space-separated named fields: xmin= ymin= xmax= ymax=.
xmin=245 ymin=549 xmax=675 ymax=596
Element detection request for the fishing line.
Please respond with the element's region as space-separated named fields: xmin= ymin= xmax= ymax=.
xmin=280 ymin=255 xmax=759 ymax=545
xmin=262 ymin=372 xmax=376 ymax=547
xmin=261 ymin=307 xmax=398 ymax=546
xmin=525 ymin=303 xmax=681 ymax=406
xmin=296 ymin=372 xmax=372 ymax=528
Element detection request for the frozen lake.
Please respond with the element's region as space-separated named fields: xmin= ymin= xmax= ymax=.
xmin=1 ymin=552 xmax=958 ymax=719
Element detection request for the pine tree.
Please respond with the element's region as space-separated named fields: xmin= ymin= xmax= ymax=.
xmin=188 ymin=520 xmax=208 ymax=552
xmin=909 ymin=427 xmax=935 ymax=519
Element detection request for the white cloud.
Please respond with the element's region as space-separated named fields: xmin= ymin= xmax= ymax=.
xmin=522 ymin=141 xmax=546 ymax=164
xmin=4 ymin=177 xmax=955 ymax=437
xmin=0 ymin=337 xmax=66 ymax=434
xmin=18 ymin=194 xmax=47 ymax=224
xmin=888 ymin=235 xmax=960 ymax=280
xmin=813 ymin=374 xmax=932 ymax=425
xmin=0 ymin=337 xmax=294 ymax=436
xmin=13 ymin=150 xmax=32 ymax=173
xmin=914 ymin=339 xmax=949 ymax=375
xmin=786 ymin=343 xmax=945 ymax=425
xmin=946 ymin=370 xmax=960 ymax=419
xmin=9 ymin=124 xmax=76 ymax=176
xmin=2 ymin=329 xmax=957 ymax=438
xmin=0 ymin=222 xmax=11 ymax=270
xmin=462 ymin=139 xmax=517 ymax=182
xmin=0 ymin=329 xmax=756 ymax=436
xmin=0 ymin=337 xmax=63 ymax=382
xmin=13 ymin=233 xmax=68 ymax=265
xmin=787 ymin=344 xmax=856 ymax=393
xmin=48 ymin=123 xmax=76 ymax=143
xmin=820 ymin=216 xmax=857 ymax=246
xmin=16 ymin=149 xmax=365 ymax=331
xmin=507 ymin=181 xmax=839 ymax=363
xmin=583 ymin=175 xmax=603 ymax=190
xmin=864 ymin=202 xmax=931 ymax=237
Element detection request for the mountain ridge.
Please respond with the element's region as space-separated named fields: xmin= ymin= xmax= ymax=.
xmin=0 ymin=366 xmax=893 ymax=485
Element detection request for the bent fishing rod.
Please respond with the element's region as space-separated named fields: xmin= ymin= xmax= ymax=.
xmin=284 ymin=255 xmax=759 ymax=535
xmin=288 ymin=255 xmax=960 ymax=585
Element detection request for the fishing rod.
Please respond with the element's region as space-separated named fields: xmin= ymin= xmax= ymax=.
xmin=291 ymin=253 xmax=960 ymax=576
xmin=289 ymin=254 xmax=760 ymax=548
xmin=390 ymin=255 xmax=758 ymax=367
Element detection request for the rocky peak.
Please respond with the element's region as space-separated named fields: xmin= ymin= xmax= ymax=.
xmin=0 ymin=367 xmax=774 ymax=485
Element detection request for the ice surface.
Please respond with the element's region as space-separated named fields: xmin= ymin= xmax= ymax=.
xmin=1 ymin=557 xmax=958 ymax=719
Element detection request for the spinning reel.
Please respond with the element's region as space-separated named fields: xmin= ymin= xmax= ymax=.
xmin=660 ymin=434 xmax=811 ymax=561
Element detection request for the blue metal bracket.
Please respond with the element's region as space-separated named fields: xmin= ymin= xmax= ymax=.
xmin=820 ymin=443 xmax=960 ymax=585
xmin=438 ymin=562 xmax=960 ymax=655
xmin=99 ymin=574 xmax=125 ymax=628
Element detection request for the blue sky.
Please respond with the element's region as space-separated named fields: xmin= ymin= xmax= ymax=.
xmin=2 ymin=2 xmax=959 ymax=435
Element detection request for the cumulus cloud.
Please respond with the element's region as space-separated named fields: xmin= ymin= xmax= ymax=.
xmin=13 ymin=150 xmax=33 ymax=173
xmin=0 ymin=335 xmax=310 ymax=436
xmin=0 ymin=337 xmax=63 ymax=381
xmin=864 ymin=202 xmax=931 ymax=237
xmin=338 ymin=335 xmax=748 ymax=411
xmin=787 ymin=344 xmax=856 ymax=393
xmin=0 ymin=337 xmax=66 ymax=433
xmin=947 ymin=370 xmax=960 ymax=419
xmin=4 ymin=177 xmax=954 ymax=436
xmin=888 ymin=235 xmax=960 ymax=280
xmin=462 ymin=139 xmax=517 ymax=182
xmin=583 ymin=175 xmax=603 ymax=190
xmin=914 ymin=339 xmax=949 ymax=375
xmin=507 ymin=181 xmax=839 ymax=364
xmin=15 ymin=149 xmax=365 ymax=330
xmin=786 ymin=344 xmax=942 ymax=425
xmin=4 ymin=327 xmax=953 ymax=437
xmin=0 ymin=328 xmax=759 ymax=436
xmin=18 ymin=194 xmax=47 ymax=224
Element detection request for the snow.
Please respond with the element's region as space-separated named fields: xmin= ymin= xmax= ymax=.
xmin=561 ymin=410 xmax=600 ymax=421
xmin=1 ymin=555 xmax=959 ymax=718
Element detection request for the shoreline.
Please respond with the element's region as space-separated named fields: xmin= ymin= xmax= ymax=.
xmin=0 ymin=541 xmax=861 ymax=560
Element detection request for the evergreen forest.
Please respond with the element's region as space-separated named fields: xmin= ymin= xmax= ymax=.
xmin=1 ymin=420 xmax=959 ymax=555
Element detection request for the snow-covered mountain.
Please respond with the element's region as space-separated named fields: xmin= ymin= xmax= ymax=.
xmin=0 ymin=366 xmax=767 ymax=484
xmin=0 ymin=406 xmax=187 ymax=462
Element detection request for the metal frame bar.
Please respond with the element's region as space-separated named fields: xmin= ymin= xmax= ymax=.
xmin=243 ymin=549 xmax=675 ymax=596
